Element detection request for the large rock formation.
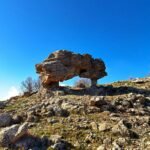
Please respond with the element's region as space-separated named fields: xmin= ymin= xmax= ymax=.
xmin=36 ymin=50 xmax=107 ymax=89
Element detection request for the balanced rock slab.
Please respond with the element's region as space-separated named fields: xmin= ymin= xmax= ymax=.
xmin=36 ymin=50 xmax=107 ymax=88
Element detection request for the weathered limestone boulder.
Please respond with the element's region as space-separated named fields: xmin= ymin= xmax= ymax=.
xmin=0 ymin=123 xmax=28 ymax=147
xmin=0 ymin=113 xmax=13 ymax=127
xmin=36 ymin=50 xmax=107 ymax=90
xmin=0 ymin=124 xmax=20 ymax=147
xmin=112 ymin=120 xmax=139 ymax=138
xmin=0 ymin=123 xmax=51 ymax=149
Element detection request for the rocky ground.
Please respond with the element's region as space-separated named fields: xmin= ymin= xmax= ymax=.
xmin=0 ymin=77 xmax=150 ymax=150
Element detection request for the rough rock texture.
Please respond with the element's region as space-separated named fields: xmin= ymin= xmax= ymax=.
xmin=0 ymin=123 xmax=29 ymax=147
xmin=0 ymin=113 xmax=13 ymax=127
xmin=0 ymin=124 xmax=20 ymax=147
xmin=0 ymin=123 xmax=51 ymax=149
xmin=0 ymin=77 xmax=150 ymax=150
xmin=36 ymin=50 xmax=107 ymax=89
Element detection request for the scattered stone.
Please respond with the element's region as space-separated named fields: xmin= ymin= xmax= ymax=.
xmin=97 ymin=144 xmax=106 ymax=150
xmin=84 ymin=134 xmax=93 ymax=143
xmin=90 ymin=122 xmax=98 ymax=131
xmin=15 ymin=122 xmax=28 ymax=139
xmin=98 ymin=122 xmax=111 ymax=132
xmin=0 ymin=122 xmax=29 ymax=147
xmin=0 ymin=113 xmax=13 ymax=127
xmin=51 ymin=140 xmax=71 ymax=150
xmin=12 ymin=115 xmax=23 ymax=124
xmin=86 ymin=106 xmax=101 ymax=113
xmin=110 ymin=113 xmax=120 ymax=117
xmin=50 ymin=135 xmax=62 ymax=143
xmin=14 ymin=134 xmax=50 ymax=150
xmin=45 ymin=104 xmax=69 ymax=117
xmin=112 ymin=119 xmax=139 ymax=138
xmin=112 ymin=141 xmax=121 ymax=150
xmin=28 ymin=104 xmax=43 ymax=112
xmin=26 ymin=115 xmax=39 ymax=122
xmin=0 ymin=123 xmax=51 ymax=149
xmin=103 ymin=138 xmax=112 ymax=145
xmin=0 ymin=101 xmax=6 ymax=109
xmin=73 ymin=141 xmax=80 ymax=148
xmin=50 ymin=134 xmax=72 ymax=150
xmin=47 ymin=118 xmax=59 ymax=124
xmin=76 ymin=123 xmax=90 ymax=130
xmin=61 ymin=102 xmax=79 ymax=111
xmin=89 ymin=96 xmax=107 ymax=107
xmin=122 ymin=100 xmax=132 ymax=108
xmin=116 ymin=137 xmax=126 ymax=146
xmin=0 ymin=124 xmax=19 ymax=147
xmin=53 ymin=106 xmax=69 ymax=117
xmin=112 ymin=120 xmax=131 ymax=136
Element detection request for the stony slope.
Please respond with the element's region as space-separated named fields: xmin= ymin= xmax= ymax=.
xmin=0 ymin=78 xmax=150 ymax=150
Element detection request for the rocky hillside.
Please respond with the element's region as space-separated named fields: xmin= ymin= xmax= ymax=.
xmin=0 ymin=77 xmax=150 ymax=150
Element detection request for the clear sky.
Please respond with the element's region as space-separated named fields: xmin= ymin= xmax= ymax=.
xmin=0 ymin=0 xmax=150 ymax=100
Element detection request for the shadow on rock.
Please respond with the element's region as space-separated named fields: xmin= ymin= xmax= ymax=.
xmin=54 ymin=85 xmax=150 ymax=97
xmin=9 ymin=134 xmax=51 ymax=150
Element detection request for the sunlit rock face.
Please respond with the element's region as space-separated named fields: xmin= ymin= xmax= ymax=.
xmin=36 ymin=50 xmax=107 ymax=88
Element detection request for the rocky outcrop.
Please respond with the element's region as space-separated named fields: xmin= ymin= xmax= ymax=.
xmin=36 ymin=50 xmax=107 ymax=90
xmin=0 ymin=77 xmax=149 ymax=149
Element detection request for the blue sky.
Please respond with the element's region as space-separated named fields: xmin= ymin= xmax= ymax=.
xmin=0 ymin=0 xmax=150 ymax=99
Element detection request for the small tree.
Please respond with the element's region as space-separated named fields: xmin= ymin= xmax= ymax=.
xmin=74 ymin=78 xmax=91 ymax=88
xmin=21 ymin=77 xmax=40 ymax=94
